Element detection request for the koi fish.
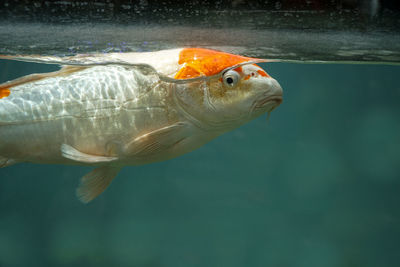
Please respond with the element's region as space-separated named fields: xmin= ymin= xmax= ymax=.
xmin=0 ymin=48 xmax=283 ymax=203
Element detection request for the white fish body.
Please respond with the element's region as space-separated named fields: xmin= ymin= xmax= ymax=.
xmin=0 ymin=48 xmax=283 ymax=202
xmin=0 ymin=65 xmax=195 ymax=164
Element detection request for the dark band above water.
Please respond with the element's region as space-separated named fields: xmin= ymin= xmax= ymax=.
xmin=0 ymin=0 xmax=399 ymax=64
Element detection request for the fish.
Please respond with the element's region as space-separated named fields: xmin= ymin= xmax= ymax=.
xmin=0 ymin=48 xmax=283 ymax=203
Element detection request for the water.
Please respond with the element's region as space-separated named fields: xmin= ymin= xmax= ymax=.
xmin=1 ymin=1 xmax=400 ymax=63
xmin=0 ymin=58 xmax=399 ymax=266
xmin=2 ymin=23 xmax=400 ymax=64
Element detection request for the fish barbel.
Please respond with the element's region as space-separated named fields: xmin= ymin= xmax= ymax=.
xmin=0 ymin=48 xmax=283 ymax=203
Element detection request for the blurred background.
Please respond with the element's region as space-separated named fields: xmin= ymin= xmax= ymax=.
xmin=0 ymin=0 xmax=400 ymax=62
xmin=0 ymin=58 xmax=399 ymax=267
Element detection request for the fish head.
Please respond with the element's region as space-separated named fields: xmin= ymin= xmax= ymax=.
xmin=173 ymin=48 xmax=283 ymax=130
xmin=207 ymin=63 xmax=283 ymax=123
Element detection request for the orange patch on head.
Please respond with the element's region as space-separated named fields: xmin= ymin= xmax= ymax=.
xmin=175 ymin=48 xmax=257 ymax=79
xmin=0 ymin=88 xmax=10 ymax=99
xmin=257 ymin=69 xmax=269 ymax=77
xmin=234 ymin=66 xmax=243 ymax=73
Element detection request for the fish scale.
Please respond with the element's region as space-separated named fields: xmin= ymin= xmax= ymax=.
xmin=0 ymin=65 xmax=174 ymax=162
xmin=0 ymin=66 xmax=160 ymax=123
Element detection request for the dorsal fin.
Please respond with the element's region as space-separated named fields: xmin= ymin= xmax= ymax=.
xmin=0 ymin=66 xmax=86 ymax=99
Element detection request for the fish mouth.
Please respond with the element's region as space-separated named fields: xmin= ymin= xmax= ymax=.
xmin=254 ymin=94 xmax=283 ymax=110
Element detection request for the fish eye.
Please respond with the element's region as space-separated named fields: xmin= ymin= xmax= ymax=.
xmin=222 ymin=70 xmax=240 ymax=88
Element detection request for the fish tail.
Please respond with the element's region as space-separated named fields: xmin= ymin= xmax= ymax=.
xmin=0 ymin=87 xmax=11 ymax=99
xmin=0 ymin=157 xmax=17 ymax=168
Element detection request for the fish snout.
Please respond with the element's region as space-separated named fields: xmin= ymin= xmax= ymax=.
xmin=254 ymin=78 xmax=283 ymax=110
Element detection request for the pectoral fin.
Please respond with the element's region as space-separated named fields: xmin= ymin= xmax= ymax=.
xmin=124 ymin=122 xmax=189 ymax=157
xmin=77 ymin=166 xmax=121 ymax=203
xmin=61 ymin=144 xmax=118 ymax=163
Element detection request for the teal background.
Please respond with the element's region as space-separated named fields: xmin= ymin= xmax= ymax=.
xmin=0 ymin=60 xmax=399 ymax=267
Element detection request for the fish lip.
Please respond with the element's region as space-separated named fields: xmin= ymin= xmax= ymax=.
xmin=254 ymin=94 xmax=283 ymax=109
